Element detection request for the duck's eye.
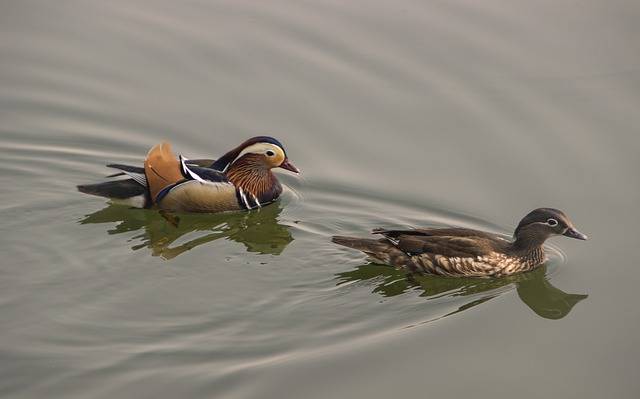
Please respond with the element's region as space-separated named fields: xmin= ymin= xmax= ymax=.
xmin=266 ymin=150 xmax=275 ymax=157
xmin=546 ymin=218 xmax=559 ymax=227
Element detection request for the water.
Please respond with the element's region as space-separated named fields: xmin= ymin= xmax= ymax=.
xmin=1 ymin=1 xmax=639 ymax=398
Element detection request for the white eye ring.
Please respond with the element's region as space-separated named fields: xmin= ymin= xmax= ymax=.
xmin=266 ymin=150 xmax=275 ymax=157
xmin=546 ymin=218 xmax=558 ymax=227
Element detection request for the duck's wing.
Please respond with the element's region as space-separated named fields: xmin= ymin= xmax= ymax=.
xmin=105 ymin=164 xmax=147 ymax=187
xmin=157 ymin=160 xmax=240 ymax=212
xmin=142 ymin=144 xmax=239 ymax=212
xmin=373 ymin=227 xmax=501 ymax=240
xmin=143 ymin=143 xmax=219 ymax=190
xmin=144 ymin=142 xmax=187 ymax=201
xmin=105 ymin=159 xmax=215 ymax=179
xmin=373 ymin=228 xmax=505 ymax=258
xmin=396 ymin=235 xmax=491 ymax=258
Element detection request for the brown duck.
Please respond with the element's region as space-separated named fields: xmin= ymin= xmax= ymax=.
xmin=78 ymin=136 xmax=299 ymax=212
xmin=332 ymin=208 xmax=587 ymax=277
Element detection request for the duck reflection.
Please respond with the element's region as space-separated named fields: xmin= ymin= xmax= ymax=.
xmin=336 ymin=264 xmax=587 ymax=320
xmin=79 ymin=203 xmax=293 ymax=259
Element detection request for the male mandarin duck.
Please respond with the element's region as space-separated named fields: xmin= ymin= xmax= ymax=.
xmin=332 ymin=208 xmax=587 ymax=277
xmin=77 ymin=136 xmax=299 ymax=212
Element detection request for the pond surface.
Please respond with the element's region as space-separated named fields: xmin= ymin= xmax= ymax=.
xmin=1 ymin=1 xmax=639 ymax=398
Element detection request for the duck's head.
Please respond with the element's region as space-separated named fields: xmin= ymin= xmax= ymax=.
xmin=212 ymin=136 xmax=299 ymax=174
xmin=514 ymin=208 xmax=587 ymax=247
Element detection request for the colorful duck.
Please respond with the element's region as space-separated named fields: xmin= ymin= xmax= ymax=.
xmin=78 ymin=136 xmax=299 ymax=212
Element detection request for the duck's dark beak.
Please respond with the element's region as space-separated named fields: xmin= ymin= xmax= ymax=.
xmin=279 ymin=158 xmax=300 ymax=174
xmin=563 ymin=227 xmax=588 ymax=240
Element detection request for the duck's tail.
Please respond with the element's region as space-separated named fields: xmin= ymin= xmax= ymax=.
xmin=332 ymin=235 xmax=409 ymax=266
xmin=77 ymin=179 xmax=146 ymax=199
xmin=77 ymin=164 xmax=149 ymax=207
xmin=332 ymin=236 xmax=384 ymax=251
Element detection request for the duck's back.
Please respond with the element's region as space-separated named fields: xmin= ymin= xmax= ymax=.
xmin=374 ymin=227 xmax=510 ymax=255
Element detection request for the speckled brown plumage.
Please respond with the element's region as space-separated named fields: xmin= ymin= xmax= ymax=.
xmin=333 ymin=208 xmax=587 ymax=277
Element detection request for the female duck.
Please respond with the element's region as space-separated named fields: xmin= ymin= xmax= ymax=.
xmin=78 ymin=136 xmax=299 ymax=212
xmin=332 ymin=208 xmax=587 ymax=277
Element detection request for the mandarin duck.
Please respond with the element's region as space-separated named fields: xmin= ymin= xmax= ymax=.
xmin=332 ymin=208 xmax=587 ymax=277
xmin=78 ymin=136 xmax=299 ymax=212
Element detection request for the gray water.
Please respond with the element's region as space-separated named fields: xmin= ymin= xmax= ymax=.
xmin=1 ymin=1 xmax=639 ymax=398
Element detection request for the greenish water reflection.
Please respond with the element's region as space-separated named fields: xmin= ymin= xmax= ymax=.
xmin=337 ymin=264 xmax=587 ymax=320
xmin=80 ymin=203 xmax=293 ymax=259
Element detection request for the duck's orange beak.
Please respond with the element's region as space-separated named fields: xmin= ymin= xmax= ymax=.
xmin=279 ymin=158 xmax=300 ymax=174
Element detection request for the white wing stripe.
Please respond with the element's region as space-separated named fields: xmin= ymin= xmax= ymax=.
xmin=180 ymin=155 xmax=207 ymax=183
